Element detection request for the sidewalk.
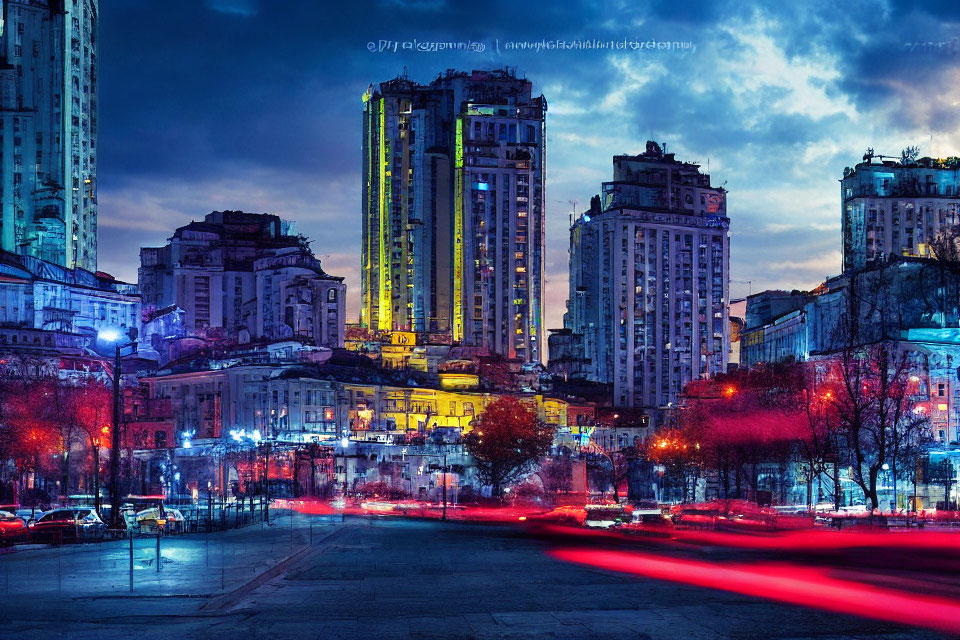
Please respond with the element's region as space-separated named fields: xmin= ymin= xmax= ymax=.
xmin=0 ymin=512 xmax=338 ymax=599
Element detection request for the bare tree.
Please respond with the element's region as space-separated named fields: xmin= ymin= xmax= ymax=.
xmin=829 ymin=343 xmax=929 ymax=510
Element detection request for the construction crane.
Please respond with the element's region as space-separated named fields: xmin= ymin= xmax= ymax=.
xmin=731 ymin=280 xmax=753 ymax=295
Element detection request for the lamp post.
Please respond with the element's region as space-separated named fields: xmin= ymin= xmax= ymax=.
xmin=97 ymin=327 xmax=136 ymax=531
xmin=339 ymin=436 xmax=350 ymax=499
xmin=92 ymin=433 xmax=101 ymax=516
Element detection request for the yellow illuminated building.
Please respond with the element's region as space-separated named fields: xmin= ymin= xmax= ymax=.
xmin=340 ymin=383 xmax=579 ymax=438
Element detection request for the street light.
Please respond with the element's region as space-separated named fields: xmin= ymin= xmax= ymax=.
xmin=337 ymin=436 xmax=351 ymax=498
xmin=97 ymin=326 xmax=137 ymax=531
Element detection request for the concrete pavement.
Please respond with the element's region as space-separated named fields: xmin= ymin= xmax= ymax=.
xmin=0 ymin=515 xmax=948 ymax=639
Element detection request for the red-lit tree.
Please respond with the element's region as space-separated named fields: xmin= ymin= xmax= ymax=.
xmin=71 ymin=382 xmax=114 ymax=512
xmin=463 ymin=396 xmax=554 ymax=498
xmin=1 ymin=372 xmax=61 ymax=498
xmin=648 ymin=363 xmax=811 ymax=503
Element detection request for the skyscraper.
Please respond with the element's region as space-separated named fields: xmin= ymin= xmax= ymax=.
xmin=552 ymin=142 xmax=730 ymax=420
xmin=361 ymin=68 xmax=547 ymax=362
xmin=841 ymin=149 xmax=960 ymax=272
xmin=0 ymin=0 xmax=97 ymax=271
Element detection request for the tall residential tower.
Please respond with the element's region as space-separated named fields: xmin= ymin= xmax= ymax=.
xmin=361 ymin=69 xmax=547 ymax=362
xmin=552 ymin=142 xmax=730 ymax=421
xmin=0 ymin=0 xmax=98 ymax=270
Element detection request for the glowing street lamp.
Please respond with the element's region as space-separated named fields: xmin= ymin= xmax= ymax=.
xmin=96 ymin=326 xmax=136 ymax=531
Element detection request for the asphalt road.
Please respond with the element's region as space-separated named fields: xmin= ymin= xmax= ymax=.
xmin=0 ymin=515 xmax=947 ymax=640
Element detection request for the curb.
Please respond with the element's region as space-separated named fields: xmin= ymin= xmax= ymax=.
xmin=201 ymin=525 xmax=348 ymax=612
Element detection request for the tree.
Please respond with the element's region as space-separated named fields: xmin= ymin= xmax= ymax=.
xmin=71 ymin=382 xmax=113 ymax=514
xmin=1 ymin=374 xmax=61 ymax=498
xmin=644 ymin=425 xmax=704 ymax=502
xmin=463 ymin=396 xmax=554 ymax=498
xmin=654 ymin=364 xmax=812 ymax=504
xmin=537 ymin=457 xmax=572 ymax=498
xmin=828 ymin=343 xmax=930 ymax=510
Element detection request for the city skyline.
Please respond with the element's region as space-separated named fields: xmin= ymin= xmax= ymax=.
xmin=4 ymin=6 xmax=960 ymax=637
xmin=95 ymin=1 xmax=960 ymax=334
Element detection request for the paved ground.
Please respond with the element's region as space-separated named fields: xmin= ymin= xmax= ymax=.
xmin=0 ymin=515 xmax=948 ymax=639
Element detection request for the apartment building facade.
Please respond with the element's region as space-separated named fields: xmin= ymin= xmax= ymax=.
xmin=139 ymin=211 xmax=346 ymax=348
xmin=0 ymin=0 xmax=98 ymax=270
xmin=361 ymin=68 xmax=546 ymax=362
xmin=842 ymin=151 xmax=960 ymax=272
xmin=555 ymin=142 xmax=730 ymax=418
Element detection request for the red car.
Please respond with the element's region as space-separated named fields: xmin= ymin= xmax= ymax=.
xmin=0 ymin=510 xmax=30 ymax=545
xmin=28 ymin=508 xmax=106 ymax=543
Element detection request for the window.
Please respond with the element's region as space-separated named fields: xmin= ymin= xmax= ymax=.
xmin=327 ymin=288 xmax=337 ymax=303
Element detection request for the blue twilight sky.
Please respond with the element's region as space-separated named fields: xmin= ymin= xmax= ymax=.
xmin=98 ymin=0 xmax=960 ymax=332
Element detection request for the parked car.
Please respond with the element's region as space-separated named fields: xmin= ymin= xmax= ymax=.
xmin=838 ymin=504 xmax=869 ymax=515
xmin=0 ymin=510 xmax=30 ymax=545
xmin=135 ymin=507 xmax=186 ymax=534
xmin=522 ymin=505 xmax=586 ymax=527
xmin=630 ymin=508 xmax=675 ymax=529
xmin=28 ymin=508 xmax=106 ymax=543
xmin=14 ymin=507 xmax=44 ymax=525
xmin=584 ymin=504 xmax=627 ymax=529
xmin=671 ymin=502 xmax=721 ymax=529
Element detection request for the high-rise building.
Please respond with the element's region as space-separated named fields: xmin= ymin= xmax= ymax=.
xmin=0 ymin=0 xmax=98 ymax=271
xmin=552 ymin=142 xmax=730 ymax=419
xmin=841 ymin=150 xmax=960 ymax=272
xmin=361 ymin=68 xmax=547 ymax=362
xmin=139 ymin=211 xmax=346 ymax=348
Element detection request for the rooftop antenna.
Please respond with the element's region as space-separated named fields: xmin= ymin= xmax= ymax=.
xmin=732 ymin=280 xmax=753 ymax=295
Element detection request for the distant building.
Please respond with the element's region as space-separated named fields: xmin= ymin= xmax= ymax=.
xmin=728 ymin=298 xmax=746 ymax=370
xmin=127 ymin=344 xmax=591 ymax=498
xmin=553 ymin=142 xmax=730 ymax=421
xmin=361 ymin=69 xmax=547 ymax=362
xmin=139 ymin=211 xmax=346 ymax=349
xmin=0 ymin=0 xmax=99 ymax=271
xmin=740 ymin=289 xmax=810 ymax=369
xmin=841 ymin=151 xmax=960 ymax=272
xmin=742 ymin=258 xmax=960 ymax=444
xmin=0 ymin=248 xmax=138 ymax=347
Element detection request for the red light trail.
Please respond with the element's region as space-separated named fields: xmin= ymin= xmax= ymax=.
xmin=550 ymin=547 xmax=960 ymax=635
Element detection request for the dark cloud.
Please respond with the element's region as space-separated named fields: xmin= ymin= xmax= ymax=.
xmin=96 ymin=0 xmax=960 ymax=331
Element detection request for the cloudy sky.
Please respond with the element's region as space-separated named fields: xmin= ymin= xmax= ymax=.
xmin=98 ymin=0 xmax=960 ymax=333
